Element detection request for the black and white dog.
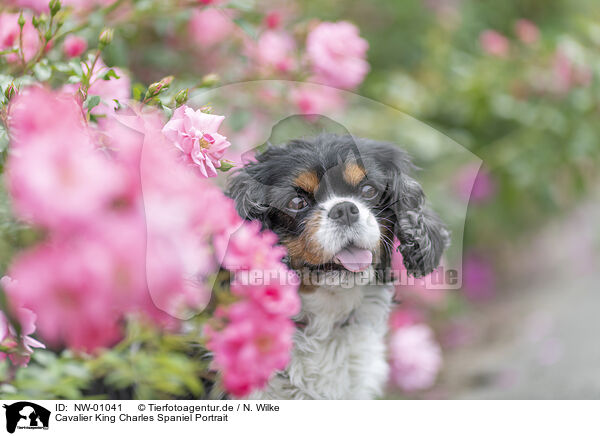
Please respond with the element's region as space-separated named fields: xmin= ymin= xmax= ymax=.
xmin=228 ymin=133 xmax=449 ymax=399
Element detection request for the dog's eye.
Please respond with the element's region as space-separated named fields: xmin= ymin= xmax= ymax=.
xmin=287 ymin=196 xmax=308 ymax=211
xmin=360 ymin=184 xmax=377 ymax=200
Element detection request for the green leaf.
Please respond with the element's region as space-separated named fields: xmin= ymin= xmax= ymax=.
xmin=218 ymin=160 xmax=236 ymax=172
xmin=102 ymin=68 xmax=120 ymax=81
xmin=132 ymin=83 xmax=146 ymax=101
xmin=85 ymin=95 xmax=101 ymax=110
xmin=233 ymin=18 xmax=258 ymax=40
xmin=32 ymin=61 xmax=52 ymax=82
xmin=68 ymin=59 xmax=84 ymax=77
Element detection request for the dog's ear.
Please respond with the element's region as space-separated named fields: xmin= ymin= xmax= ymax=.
xmin=367 ymin=142 xmax=450 ymax=277
xmin=227 ymin=164 xmax=271 ymax=225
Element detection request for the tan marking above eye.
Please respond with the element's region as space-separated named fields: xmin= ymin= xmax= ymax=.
xmin=343 ymin=162 xmax=367 ymax=186
xmin=294 ymin=171 xmax=319 ymax=194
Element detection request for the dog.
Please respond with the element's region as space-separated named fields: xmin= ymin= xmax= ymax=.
xmin=227 ymin=133 xmax=449 ymax=399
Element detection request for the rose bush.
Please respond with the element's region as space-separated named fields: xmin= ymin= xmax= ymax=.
xmin=0 ymin=0 xmax=376 ymax=399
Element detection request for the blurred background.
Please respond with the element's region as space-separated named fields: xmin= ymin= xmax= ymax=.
xmin=1 ymin=0 xmax=599 ymax=399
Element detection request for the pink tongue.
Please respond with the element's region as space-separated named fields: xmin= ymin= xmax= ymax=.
xmin=334 ymin=246 xmax=373 ymax=272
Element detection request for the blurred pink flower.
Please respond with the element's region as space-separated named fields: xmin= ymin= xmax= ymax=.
xmin=232 ymin=267 xmax=300 ymax=317
xmin=215 ymin=220 xmax=287 ymax=271
xmin=188 ymin=8 xmax=236 ymax=48
xmin=306 ymin=21 xmax=369 ymax=89
xmin=205 ymin=300 xmax=295 ymax=397
xmin=162 ymin=105 xmax=232 ymax=178
xmin=0 ymin=13 xmax=42 ymax=63
xmin=6 ymin=88 xmax=123 ymax=230
xmin=462 ymin=253 xmax=495 ymax=301
xmin=479 ymin=30 xmax=509 ymax=57
xmin=389 ymin=324 xmax=442 ymax=392
xmin=264 ymin=11 xmax=282 ymax=29
xmin=250 ymin=30 xmax=297 ymax=73
xmin=7 ymin=0 xmax=49 ymax=13
xmin=551 ymin=48 xmax=593 ymax=95
xmin=7 ymin=241 xmax=123 ymax=352
xmin=290 ymin=85 xmax=345 ymax=116
xmin=7 ymin=86 xmax=85 ymax=146
xmin=389 ymin=308 xmax=424 ymax=329
xmin=454 ymin=163 xmax=495 ymax=203
xmin=515 ymin=19 xmax=539 ymax=45
xmin=63 ymin=35 xmax=88 ymax=58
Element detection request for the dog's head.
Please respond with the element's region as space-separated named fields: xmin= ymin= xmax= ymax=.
xmin=227 ymin=134 xmax=449 ymax=281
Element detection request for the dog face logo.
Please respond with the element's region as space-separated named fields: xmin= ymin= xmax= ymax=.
xmin=2 ymin=402 xmax=50 ymax=434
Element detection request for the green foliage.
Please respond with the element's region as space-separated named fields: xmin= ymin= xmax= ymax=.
xmin=0 ymin=319 xmax=214 ymax=399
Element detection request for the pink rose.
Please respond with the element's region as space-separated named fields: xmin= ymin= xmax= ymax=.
xmin=389 ymin=324 xmax=442 ymax=391
xmin=215 ymin=220 xmax=287 ymax=271
xmin=205 ymin=300 xmax=295 ymax=397
xmin=264 ymin=11 xmax=282 ymax=29
xmin=0 ymin=306 xmax=45 ymax=367
xmin=231 ymin=266 xmax=300 ymax=317
xmin=188 ymin=8 xmax=236 ymax=48
xmin=7 ymin=0 xmax=49 ymax=13
xmin=7 ymin=87 xmax=123 ymax=230
xmin=161 ymin=105 xmax=232 ymax=178
xmin=306 ymin=21 xmax=369 ymax=89
xmin=249 ymin=30 xmax=297 ymax=73
xmin=7 ymin=241 xmax=124 ymax=352
xmin=63 ymin=35 xmax=88 ymax=58
xmin=479 ymin=30 xmax=510 ymax=57
xmin=1 ymin=276 xmax=45 ymax=367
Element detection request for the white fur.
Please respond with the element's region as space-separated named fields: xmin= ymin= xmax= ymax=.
xmin=251 ymin=272 xmax=394 ymax=400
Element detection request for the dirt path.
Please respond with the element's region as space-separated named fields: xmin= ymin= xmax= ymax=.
xmin=437 ymin=190 xmax=600 ymax=399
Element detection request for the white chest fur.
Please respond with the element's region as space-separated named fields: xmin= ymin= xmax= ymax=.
xmin=252 ymin=281 xmax=394 ymax=400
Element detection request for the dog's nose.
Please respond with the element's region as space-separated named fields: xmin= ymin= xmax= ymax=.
xmin=328 ymin=201 xmax=360 ymax=226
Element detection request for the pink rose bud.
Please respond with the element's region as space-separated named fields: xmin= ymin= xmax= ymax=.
xmin=264 ymin=11 xmax=281 ymax=29
xmin=63 ymin=35 xmax=87 ymax=58
xmin=4 ymin=83 xmax=17 ymax=101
